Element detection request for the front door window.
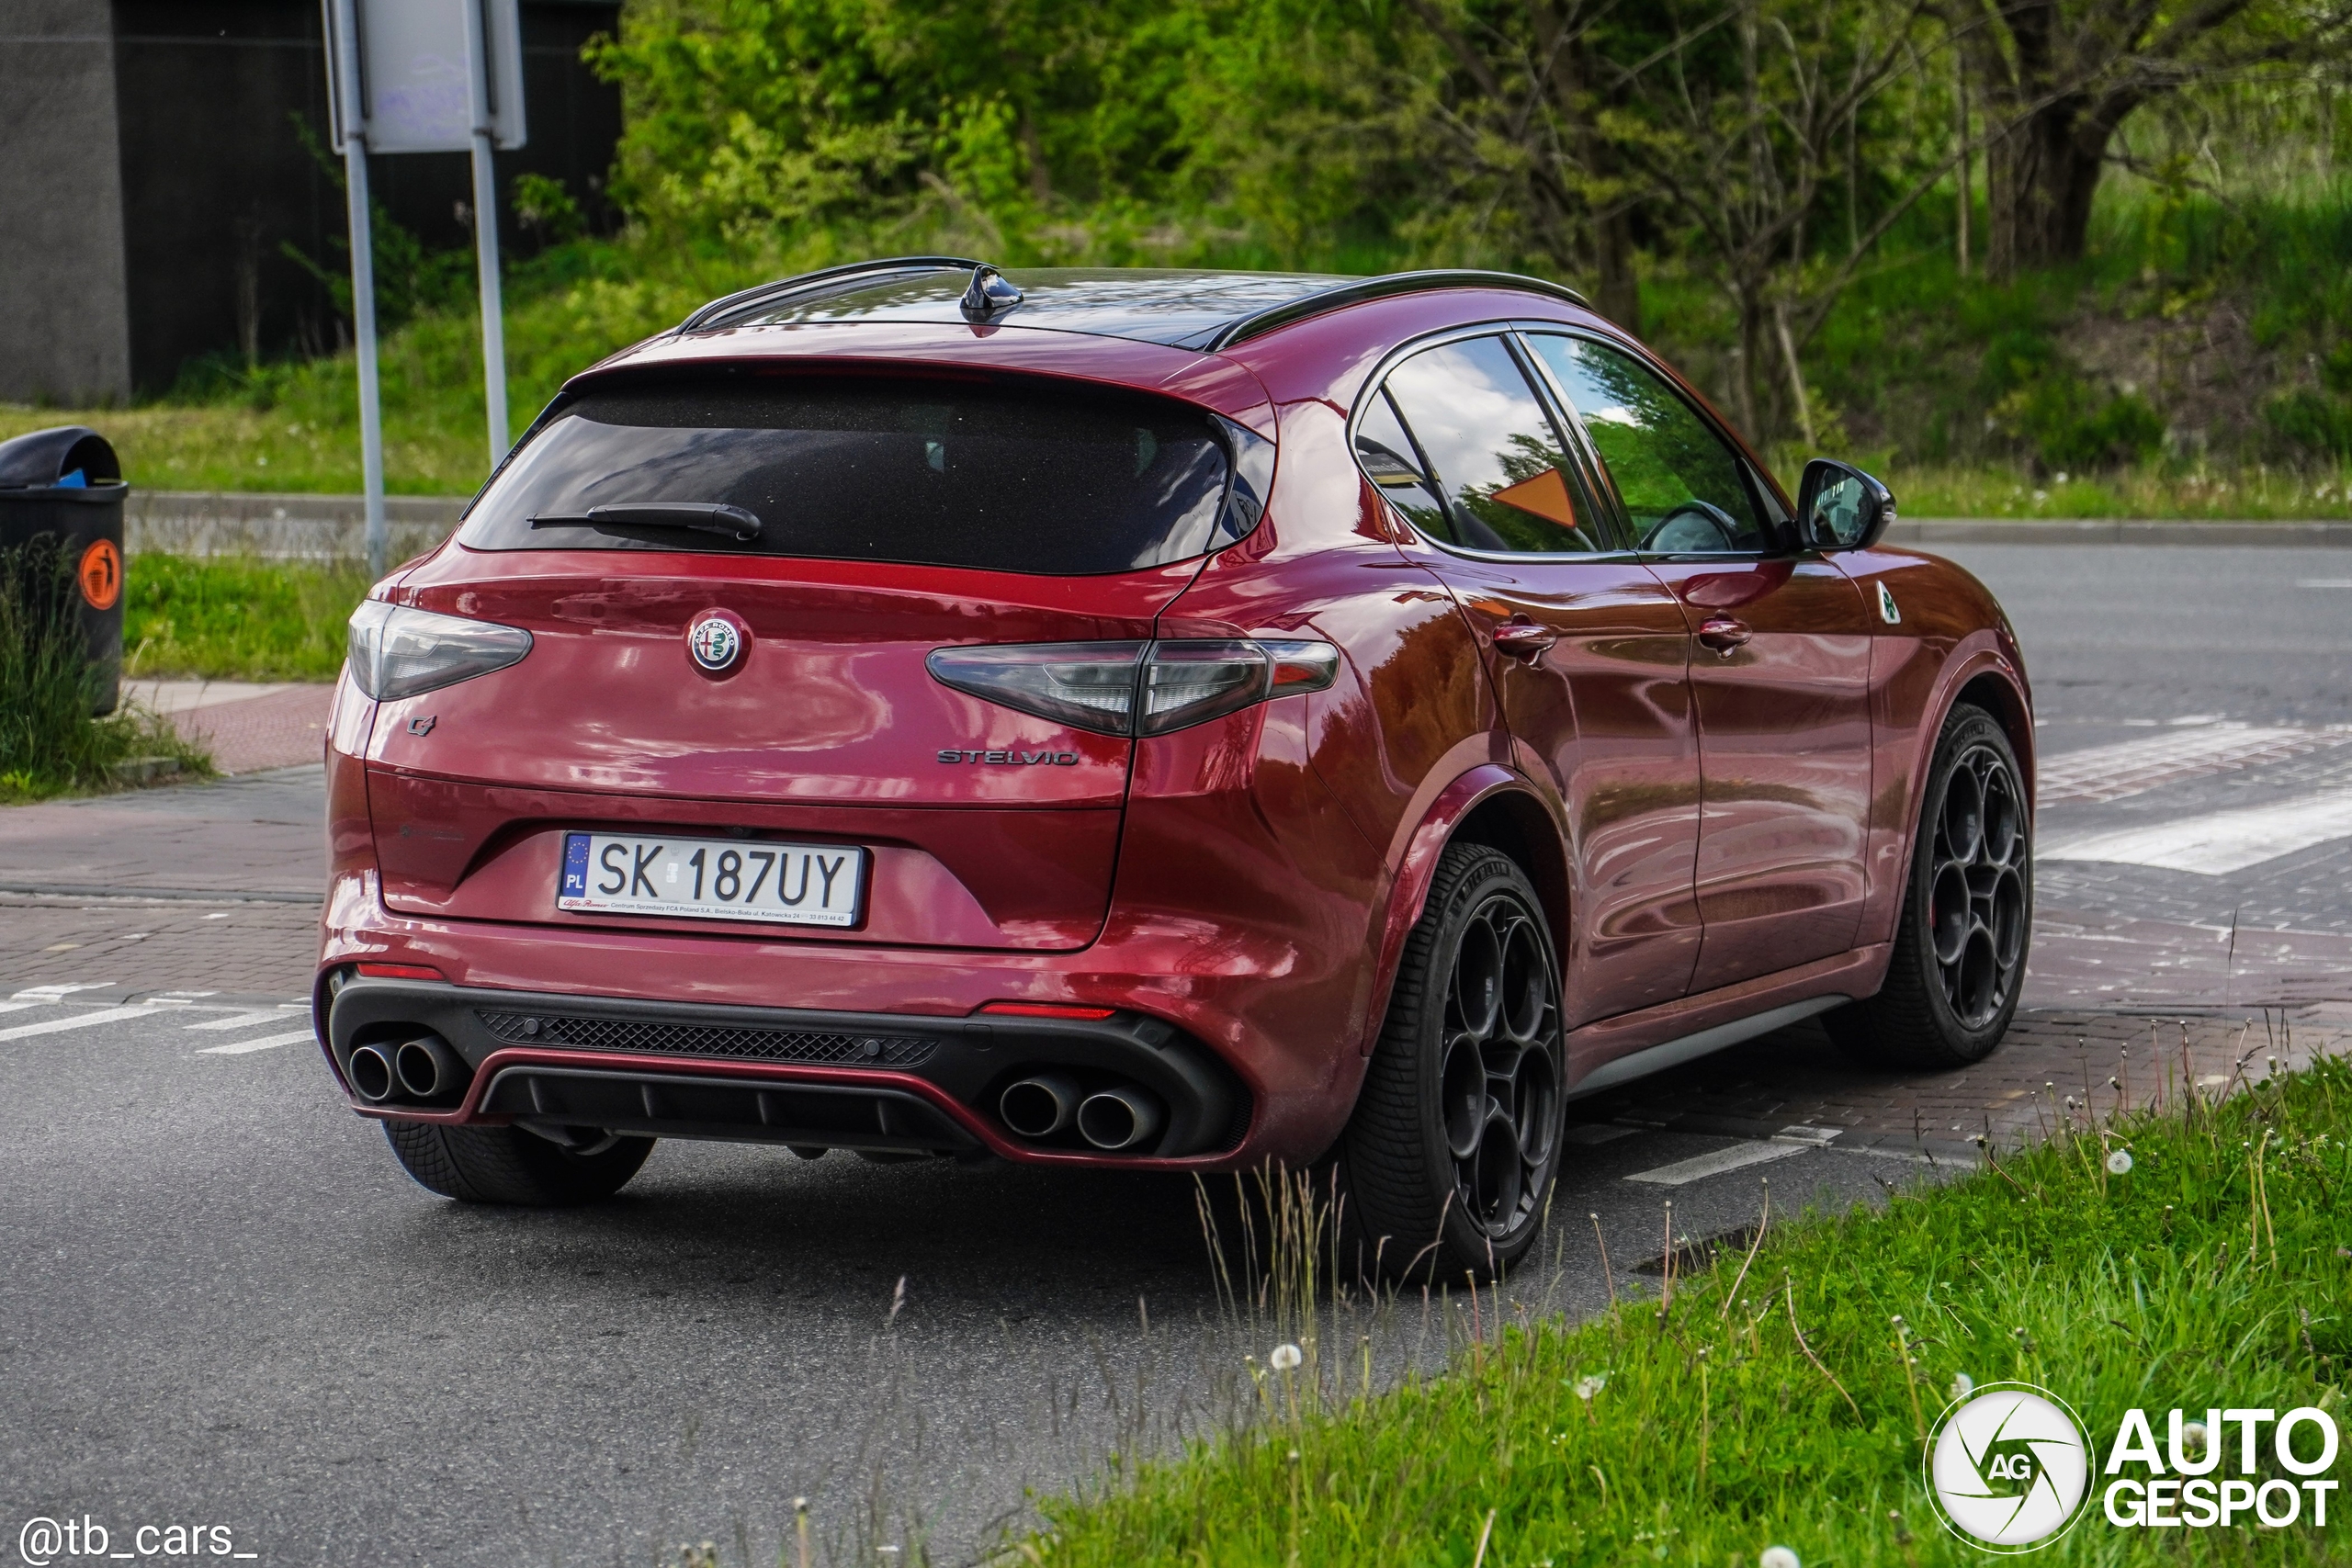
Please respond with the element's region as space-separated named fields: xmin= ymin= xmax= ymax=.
xmin=1522 ymin=335 xmax=1770 ymax=555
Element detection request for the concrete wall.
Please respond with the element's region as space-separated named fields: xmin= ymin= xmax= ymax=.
xmin=0 ymin=0 xmax=133 ymax=403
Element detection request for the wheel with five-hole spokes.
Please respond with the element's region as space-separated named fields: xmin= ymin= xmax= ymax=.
xmin=1338 ymin=842 xmax=1566 ymax=1282
xmin=1827 ymin=703 xmax=2030 ymax=1067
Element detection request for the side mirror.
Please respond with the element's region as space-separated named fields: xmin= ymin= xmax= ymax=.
xmin=1796 ymin=458 xmax=1895 ymax=551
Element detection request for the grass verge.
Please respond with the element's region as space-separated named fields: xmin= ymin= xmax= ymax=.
xmin=123 ymin=553 xmax=371 ymax=682
xmin=1028 ymin=1048 xmax=2352 ymax=1565
xmin=2 ymin=540 xmax=211 ymax=804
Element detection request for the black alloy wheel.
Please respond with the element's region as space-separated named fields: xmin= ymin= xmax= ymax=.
xmin=1828 ymin=704 xmax=2030 ymax=1067
xmin=1340 ymin=842 xmax=1566 ymax=1281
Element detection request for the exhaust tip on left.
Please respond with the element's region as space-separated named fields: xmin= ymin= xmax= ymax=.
xmin=347 ymin=1043 xmax=397 ymax=1103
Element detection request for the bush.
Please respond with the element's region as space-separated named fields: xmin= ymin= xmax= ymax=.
xmin=123 ymin=554 xmax=374 ymax=682
xmin=2267 ymin=389 xmax=2352 ymax=460
xmin=0 ymin=538 xmax=209 ymax=802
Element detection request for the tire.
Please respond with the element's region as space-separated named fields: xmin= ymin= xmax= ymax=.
xmin=383 ymin=1121 xmax=654 ymax=1204
xmin=1826 ymin=703 xmax=2030 ymax=1068
xmin=1338 ymin=842 xmax=1566 ymax=1282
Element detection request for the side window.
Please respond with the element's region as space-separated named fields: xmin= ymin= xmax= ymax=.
xmin=1366 ymin=335 xmax=1612 ymax=555
xmin=1523 ymin=335 xmax=1772 ymax=556
xmin=1352 ymin=389 xmax=1454 ymax=543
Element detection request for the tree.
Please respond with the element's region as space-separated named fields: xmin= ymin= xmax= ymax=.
xmin=1945 ymin=0 xmax=2352 ymax=273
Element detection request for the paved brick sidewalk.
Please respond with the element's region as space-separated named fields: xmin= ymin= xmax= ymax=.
xmin=0 ymin=894 xmax=319 ymax=1000
xmin=1578 ymin=1005 xmax=2352 ymax=1162
xmin=160 ymin=685 xmax=334 ymax=774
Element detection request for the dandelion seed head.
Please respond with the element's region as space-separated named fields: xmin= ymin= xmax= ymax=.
xmin=1759 ymin=1546 xmax=1803 ymax=1568
xmin=1269 ymin=1342 xmax=1303 ymax=1371
xmin=1574 ymin=1372 xmax=1608 ymax=1401
xmin=2107 ymin=1149 xmax=2134 ymax=1175
xmin=1950 ymin=1371 xmax=1975 ymax=1400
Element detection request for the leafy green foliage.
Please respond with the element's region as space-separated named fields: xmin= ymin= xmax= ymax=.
xmin=1032 ymin=1055 xmax=2352 ymax=1564
xmin=123 ymin=554 xmax=375 ymax=682
xmin=0 ymin=540 xmax=210 ymax=803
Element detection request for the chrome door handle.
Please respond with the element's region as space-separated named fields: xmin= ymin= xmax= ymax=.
xmin=1696 ymin=616 xmax=1751 ymax=655
xmin=1490 ymin=621 xmax=1559 ymax=660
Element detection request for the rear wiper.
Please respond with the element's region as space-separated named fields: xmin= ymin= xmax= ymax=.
xmin=531 ymin=502 xmax=763 ymax=541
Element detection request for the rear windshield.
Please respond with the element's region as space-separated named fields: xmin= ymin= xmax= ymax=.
xmin=458 ymin=377 xmax=1245 ymax=574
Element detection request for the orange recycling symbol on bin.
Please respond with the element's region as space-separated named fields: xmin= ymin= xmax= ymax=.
xmin=78 ymin=539 xmax=122 ymax=611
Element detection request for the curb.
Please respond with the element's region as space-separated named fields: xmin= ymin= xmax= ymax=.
xmin=118 ymin=491 xmax=2352 ymax=556
xmin=1891 ymin=517 xmax=2352 ymax=547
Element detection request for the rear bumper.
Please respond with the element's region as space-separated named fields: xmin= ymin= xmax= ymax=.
xmin=324 ymin=976 xmax=1252 ymax=1166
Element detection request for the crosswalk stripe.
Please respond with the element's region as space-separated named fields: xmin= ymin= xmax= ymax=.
xmin=0 ymin=1006 xmax=158 ymax=1042
xmin=2042 ymin=788 xmax=2352 ymax=875
xmin=186 ymin=1010 xmax=297 ymax=1032
xmin=196 ymin=1029 xmax=315 ymax=1056
xmin=10 ymin=983 xmax=118 ymax=1001
xmin=0 ymin=1001 xmax=45 ymax=1018
xmin=1625 ymin=1140 xmax=1808 ymax=1186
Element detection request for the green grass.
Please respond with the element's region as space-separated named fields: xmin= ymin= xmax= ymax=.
xmin=1027 ymin=1052 xmax=2352 ymax=1565
xmin=123 ymin=554 xmax=372 ymax=682
xmin=1 ymin=541 xmax=211 ymax=804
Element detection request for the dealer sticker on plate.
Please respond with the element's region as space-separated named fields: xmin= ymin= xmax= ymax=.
xmin=559 ymin=832 xmax=865 ymax=928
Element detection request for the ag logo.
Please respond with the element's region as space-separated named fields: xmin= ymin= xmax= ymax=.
xmin=1926 ymin=1382 xmax=2091 ymax=1551
xmin=686 ymin=612 xmax=745 ymax=674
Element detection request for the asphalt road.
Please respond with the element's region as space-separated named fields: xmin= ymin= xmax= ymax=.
xmin=2 ymin=543 xmax=2346 ymax=1568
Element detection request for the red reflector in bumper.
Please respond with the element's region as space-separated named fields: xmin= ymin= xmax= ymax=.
xmin=356 ymin=963 xmax=446 ymax=981
xmin=977 ymin=1000 xmax=1117 ymax=1021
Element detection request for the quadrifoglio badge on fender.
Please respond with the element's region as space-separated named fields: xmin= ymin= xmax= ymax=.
xmin=938 ymin=748 xmax=1080 ymax=765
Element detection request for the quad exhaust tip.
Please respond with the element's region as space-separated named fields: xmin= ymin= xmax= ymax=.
xmin=394 ymin=1034 xmax=459 ymax=1100
xmin=347 ymin=1043 xmax=397 ymax=1103
xmin=1077 ymin=1086 xmax=1163 ymax=1152
xmin=999 ymin=1073 xmax=1083 ymax=1138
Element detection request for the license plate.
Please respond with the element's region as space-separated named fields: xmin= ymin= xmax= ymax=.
xmin=558 ymin=832 xmax=865 ymax=928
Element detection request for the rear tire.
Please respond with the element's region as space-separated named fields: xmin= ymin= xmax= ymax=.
xmin=1338 ymin=842 xmax=1566 ymax=1282
xmin=383 ymin=1122 xmax=654 ymax=1204
xmin=1826 ymin=703 xmax=2029 ymax=1067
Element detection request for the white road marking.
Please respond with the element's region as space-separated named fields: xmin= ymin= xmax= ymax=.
xmin=0 ymin=1001 xmax=45 ymax=1018
xmin=1625 ymin=1139 xmax=1808 ymax=1186
xmin=2037 ymin=726 xmax=2352 ymax=805
xmin=0 ymin=1006 xmax=158 ymax=1042
xmin=2042 ymin=789 xmax=2352 ymax=875
xmin=196 ymin=1029 xmax=314 ymax=1055
xmin=2296 ymin=580 xmax=2352 ymax=589
xmin=10 ymin=982 xmax=118 ymax=1001
xmin=185 ymin=1010 xmax=297 ymax=1032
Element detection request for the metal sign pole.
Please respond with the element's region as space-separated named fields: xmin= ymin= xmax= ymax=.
xmin=330 ymin=0 xmax=388 ymax=580
xmin=462 ymin=0 xmax=509 ymax=465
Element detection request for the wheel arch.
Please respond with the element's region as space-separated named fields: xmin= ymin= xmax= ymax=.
xmin=1952 ymin=667 xmax=2036 ymax=808
xmin=1359 ymin=764 xmax=1567 ymax=1055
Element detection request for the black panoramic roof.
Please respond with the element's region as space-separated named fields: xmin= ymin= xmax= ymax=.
xmin=677 ymin=258 xmax=1588 ymax=352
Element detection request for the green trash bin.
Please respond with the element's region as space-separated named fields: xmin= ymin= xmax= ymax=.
xmin=0 ymin=425 xmax=129 ymax=716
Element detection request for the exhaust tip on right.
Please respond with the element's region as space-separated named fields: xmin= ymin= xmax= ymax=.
xmin=1077 ymin=1087 xmax=1164 ymax=1152
xmin=347 ymin=1043 xmax=397 ymax=1103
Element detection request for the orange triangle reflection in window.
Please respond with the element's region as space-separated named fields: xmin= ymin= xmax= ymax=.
xmin=1490 ymin=467 xmax=1579 ymax=529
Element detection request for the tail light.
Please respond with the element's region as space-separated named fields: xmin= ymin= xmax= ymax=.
xmin=927 ymin=638 xmax=1339 ymax=737
xmin=347 ymin=601 xmax=533 ymax=701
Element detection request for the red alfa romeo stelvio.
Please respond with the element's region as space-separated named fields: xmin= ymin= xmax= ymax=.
xmin=318 ymin=259 xmax=2033 ymax=1276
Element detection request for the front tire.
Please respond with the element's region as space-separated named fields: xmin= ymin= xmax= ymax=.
xmin=383 ymin=1122 xmax=654 ymax=1204
xmin=1339 ymin=843 xmax=1566 ymax=1281
xmin=1827 ymin=703 xmax=2030 ymax=1067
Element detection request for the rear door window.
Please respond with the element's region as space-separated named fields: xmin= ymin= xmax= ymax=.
xmin=458 ymin=377 xmax=1250 ymax=575
xmin=1371 ymin=336 xmax=1613 ymax=554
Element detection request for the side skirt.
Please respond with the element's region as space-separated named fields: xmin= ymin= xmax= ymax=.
xmin=1564 ymin=996 xmax=1845 ymax=1100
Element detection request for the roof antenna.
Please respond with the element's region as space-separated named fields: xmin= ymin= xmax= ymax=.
xmin=959 ymin=264 xmax=1023 ymax=321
